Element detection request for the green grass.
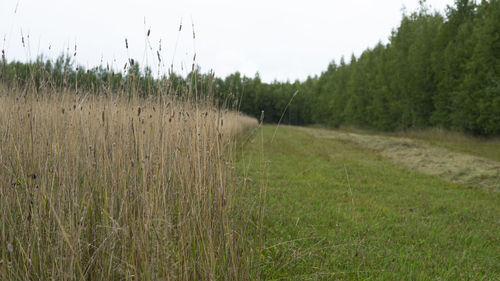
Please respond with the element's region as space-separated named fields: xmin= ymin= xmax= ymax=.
xmin=237 ymin=125 xmax=500 ymax=280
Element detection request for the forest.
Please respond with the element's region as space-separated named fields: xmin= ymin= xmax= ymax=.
xmin=1 ymin=0 xmax=499 ymax=135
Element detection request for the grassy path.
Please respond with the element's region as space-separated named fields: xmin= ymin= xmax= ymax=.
xmin=237 ymin=125 xmax=500 ymax=280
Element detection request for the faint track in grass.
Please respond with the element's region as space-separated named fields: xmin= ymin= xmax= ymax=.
xmin=298 ymin=127 xmax=500 ymax=191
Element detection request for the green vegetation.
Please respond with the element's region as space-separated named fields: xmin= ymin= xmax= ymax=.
xmin=228 ymin=0 xmax=500 ymax=135
xmin=1 ymin=0 xmax=499 ymax=279
xmin=237 ymin=125 xmax=500 ymax=280
xmin=229 ymin=0 xmax=500 ymax=136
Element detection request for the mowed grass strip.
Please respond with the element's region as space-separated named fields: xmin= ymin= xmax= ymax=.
xmin=338 ymin=126 xmax=500 ymax=163
xmin=237 ymin=125 xmax=500 ymax=280
xmin=394 ymin=128 xmax=500 ymax=163
xmin=298 ymin=127 xmax=500 ymax=190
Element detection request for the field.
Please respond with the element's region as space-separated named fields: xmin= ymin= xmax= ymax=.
xmin=2 ymin=90 xmax=499 ymax=280
xmin=1 ymin=84 xmax=499 ymax=280
xmin=0 ymin=89 xmax=257 ymax=280
xmin=2 ymin=0 xmax=500 ymax=278
xmin=236 ymin=125 xmax=500 ymax=280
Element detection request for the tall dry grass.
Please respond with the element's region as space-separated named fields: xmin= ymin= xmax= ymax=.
xmin=0 ymin=83 xmax=257 ymax=280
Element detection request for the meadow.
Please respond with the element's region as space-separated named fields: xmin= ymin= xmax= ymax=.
xmin=0 ymin=84 xmax=257 ymax=280
xmin=236 ymin=125 xmax=500 ymax=280
xmin=2 ymin=1 xmax=499 ymax=276
xmin=1 ymin=78 xmax=499 ymax=281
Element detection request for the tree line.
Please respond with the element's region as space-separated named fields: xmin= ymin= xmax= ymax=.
xmin=1 ymin=0 xmax=499 ymax=135
xmin=224 ymin=0 xmax=499 ymax=135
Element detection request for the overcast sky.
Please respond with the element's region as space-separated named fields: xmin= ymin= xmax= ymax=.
xmin=1 ymin=0 xmax=455 ymax=82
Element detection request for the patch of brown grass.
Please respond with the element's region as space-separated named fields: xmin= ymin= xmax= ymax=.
xmin=221 ymin=112 xmax=259 ymax=137
xmin=0 ymin=89 xmax=257 ymax=280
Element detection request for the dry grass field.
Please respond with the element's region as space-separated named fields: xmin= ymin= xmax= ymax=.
xmin=0 ymin=87 xmax=257 ymax=280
